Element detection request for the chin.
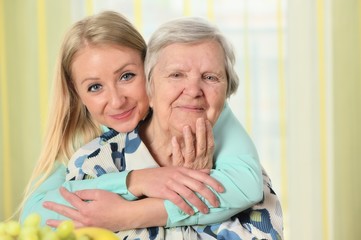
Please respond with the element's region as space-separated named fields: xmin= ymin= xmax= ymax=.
xmin=113 ymin=123 xmax=137 ymax=133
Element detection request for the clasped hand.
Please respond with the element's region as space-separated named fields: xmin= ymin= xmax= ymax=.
xmin=43 ymin=118 xmax=223 ymax=229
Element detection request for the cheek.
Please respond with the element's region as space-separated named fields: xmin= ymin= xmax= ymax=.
xmin=79 ymin=93 xmax=103 ymax=115
xmin=208 ymin=94 xmax=227 ymax=123
xmin=83 ymin=100 xmax=100 ymax=116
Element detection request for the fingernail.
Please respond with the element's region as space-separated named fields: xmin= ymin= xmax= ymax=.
xmin=202 ymin=207 xmax=209 ymax=214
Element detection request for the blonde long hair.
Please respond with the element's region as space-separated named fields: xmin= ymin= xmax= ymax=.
xmin=19 ymin=11 xmax=146 ymax=215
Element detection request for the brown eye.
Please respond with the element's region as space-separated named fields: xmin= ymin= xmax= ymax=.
xmin=170 ymin=72 xmax=183 ymax=78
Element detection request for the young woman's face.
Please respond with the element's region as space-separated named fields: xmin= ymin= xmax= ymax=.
xmin=149 ymin=40 xmax=228 ymax=135
xmin=72 ymin=44 xmax=149 ymax=133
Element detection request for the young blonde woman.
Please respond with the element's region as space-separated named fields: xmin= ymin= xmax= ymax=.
xmin=24 ymin=10 xmax=282 ymax=239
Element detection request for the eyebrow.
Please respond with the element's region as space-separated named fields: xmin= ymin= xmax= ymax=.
xmin=80 ymin=77 xmax=99 ymax=85
xmin=80 ymin=63 xmax=139 ymax=85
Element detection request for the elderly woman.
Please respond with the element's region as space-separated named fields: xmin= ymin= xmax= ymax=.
xmin=59 ymin=16 xmax=283 ymax=239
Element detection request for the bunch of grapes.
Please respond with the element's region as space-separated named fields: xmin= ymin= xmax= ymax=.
xmin=0 ymin=213 xmax=89 ymax=240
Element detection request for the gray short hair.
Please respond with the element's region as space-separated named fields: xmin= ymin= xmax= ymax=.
xmin=144 ymin=16 xmax=239 ymax=98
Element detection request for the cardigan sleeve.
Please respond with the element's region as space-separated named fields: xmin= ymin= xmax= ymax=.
xmin=165 ymin=102 xmax=263 ymax=227
xmin=20 ymin=163 xmax=136 ymax=226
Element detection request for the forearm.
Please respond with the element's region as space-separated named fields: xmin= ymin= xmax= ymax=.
xmin=21 ymin=164 xmax=137 ymax=225
xmin=64 ymin=171 xmax=137 ymax=201
xmin=164 ymin=156 xmax=263 ymax=227
xmin=119 ymin=198 xmax=167 ymax=230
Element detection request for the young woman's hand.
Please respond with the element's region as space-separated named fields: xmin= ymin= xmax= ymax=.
xmin=127 ymin=166 xmax=223 ymax=215
xmin=172 ymin=118 xmax=214 ymax=169
xmin=43 ymin=187 xmax=167 ymax=231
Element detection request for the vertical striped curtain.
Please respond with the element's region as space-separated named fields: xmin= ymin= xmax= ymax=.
xmin=0 ymin=0 xmax=71 ymax=218
xmin=1 ymin=0 xmax=360 ymax=239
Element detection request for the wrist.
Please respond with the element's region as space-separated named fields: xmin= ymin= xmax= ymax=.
xmin=126 ymin=170 xmax=142 ymax=197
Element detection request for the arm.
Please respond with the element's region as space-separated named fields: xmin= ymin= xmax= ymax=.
xmin=23 ymin=161 xmax=221 ymax=228
xmin=164 ymin=102 xmax=263 ymax=227
xmin=38 ymin=104 xmax=262 ymax=228
xmin=20 ymin=163 xmax=137 ymax=226
xmin=45 ymin=188 xmax=168 ymax=231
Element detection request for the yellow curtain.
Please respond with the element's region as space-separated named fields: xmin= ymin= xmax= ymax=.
xmin=332 ymin=0 xmax=361 ymax=238
xmin=0 ymin=0 xmax=71 ymax=219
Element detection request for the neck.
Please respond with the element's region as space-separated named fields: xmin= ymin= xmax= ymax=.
xmin=139 ymin=117 xmax=173 ymax=167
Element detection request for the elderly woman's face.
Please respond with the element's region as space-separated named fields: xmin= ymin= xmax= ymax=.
xmin=149 ymin=40 xmax=228 ymax=135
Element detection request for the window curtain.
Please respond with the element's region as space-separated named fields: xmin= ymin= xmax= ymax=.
xmin=1 ymin=0 xmax=360 ymax=239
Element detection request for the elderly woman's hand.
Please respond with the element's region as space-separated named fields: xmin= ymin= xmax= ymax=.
xmin=172 ymin=118 xmax=214 ymax=169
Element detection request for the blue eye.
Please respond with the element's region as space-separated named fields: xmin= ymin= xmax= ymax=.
xmin=88 ymin=84 xmax=102 ymax=92
xmin=120 ymin=72 xmax=135 ymax=81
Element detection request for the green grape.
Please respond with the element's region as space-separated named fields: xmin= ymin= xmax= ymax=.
xmin=42 ymin=231 xmax=60 ymax=240
xmin=21 ymin=226 xmax=39 ymax=234
xmin=5 ymin=220 xmax=21 ymax=237
xmin=18 ymin=231 xmax=39 ymax=240
xmin=56 ymin=221 xmax=74 ymax=239
xmin=23 ymin=214 xmax=41 ymax=228
xmin=19 ymin=226 xmax=39 ymax=240
xmin=39 ymin=226 xmax=53 ymax=239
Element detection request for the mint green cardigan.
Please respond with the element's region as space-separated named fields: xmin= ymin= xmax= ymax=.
xmin=20 ymin=103 xmax=263 ymax=227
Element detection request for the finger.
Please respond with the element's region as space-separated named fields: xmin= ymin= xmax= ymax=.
xmin=45 ymin=219 xmax=62 ymax=228
xmin=42 ymin=201 xmax=82 ymax=222
xmin=183 ymin=125 xmax=196 ymax=164
xmin=195 ymin=118 xmax=207 ymax=158
xmin=46 ymin=219 xmax=84 ymax=229
xmin=59 ymin=187 xmax=88 ymax=210
xmin=73 ymin=189 xmax=102 ymax=201
xmin=166 ymin=179 xmax=209 ymax=214
xmin=183 ymin=168 xmax=224 ymax=193
xmin=163 ymin=189 xmax=195 ymax=215
xmin=175 ymin=171 xmax=220 ymax=208
xmin=171 ymin=136 xmax=184 ymax=166
xmin=205 ymin=119 xmax=215 ymax=156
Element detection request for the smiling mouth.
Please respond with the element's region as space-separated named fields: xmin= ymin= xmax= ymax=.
xmin=110 ymin=108 xmax=134 ymax=119
xmin=177 ymin=106 xmax=205 ymax=112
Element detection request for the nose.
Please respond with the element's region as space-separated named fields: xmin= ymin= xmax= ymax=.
xmin=183 ymin=76 xmax=204 ymax=97
xmin=108 ymin=89 xmax=125 ymax=108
